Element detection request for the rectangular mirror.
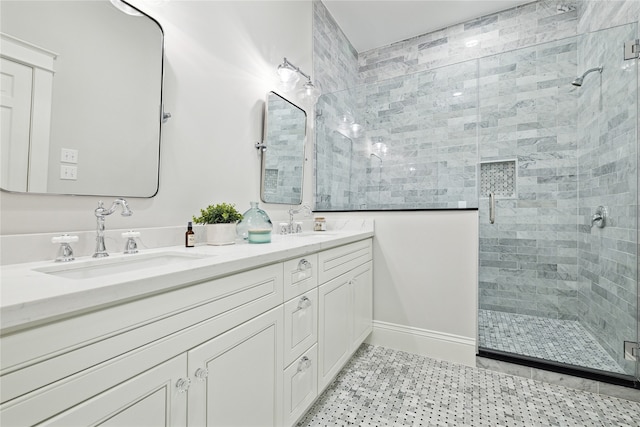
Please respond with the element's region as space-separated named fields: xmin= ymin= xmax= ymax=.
xmin=0 ymin=0 xmax=163 ymax=197
xmin=259 ymin=91 xmax=306 ymax=205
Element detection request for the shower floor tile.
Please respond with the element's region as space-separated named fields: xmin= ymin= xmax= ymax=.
xmin=298 ymin=344 xmax=640 ymax=427
xmin=478 ymin=309 xmax=625 ymax=374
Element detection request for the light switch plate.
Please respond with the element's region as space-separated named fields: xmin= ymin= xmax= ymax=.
xmin=60 ymin=165 xmax=78 ymax=180
xmin=61 ymin=148 xmax=78 ymax=164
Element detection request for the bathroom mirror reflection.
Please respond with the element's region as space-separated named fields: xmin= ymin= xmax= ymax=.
xmin=259 ymin=91 xmax=306 ymax=205
xmin=0 ymin=0 xmax=163 ymax=197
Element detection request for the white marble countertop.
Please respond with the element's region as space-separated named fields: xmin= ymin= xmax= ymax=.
xmin=1 ymin=227 xmax=373 ymax=334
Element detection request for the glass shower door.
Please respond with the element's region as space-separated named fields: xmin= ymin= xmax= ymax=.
xmin=478 ymin=23 xmax=638 ymax=379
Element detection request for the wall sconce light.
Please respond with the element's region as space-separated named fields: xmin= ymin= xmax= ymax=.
xmin=277 ymin=57 xmax=321 ymax=104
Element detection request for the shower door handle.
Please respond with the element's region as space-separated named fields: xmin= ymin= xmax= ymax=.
xmin=489 ymin=192 xmax=495 ymax=224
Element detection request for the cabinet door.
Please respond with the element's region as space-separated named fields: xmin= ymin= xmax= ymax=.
xmin=187 ymin=306 xmax=283 ymax=427
xmin=351 ymin=261 xmax=373 ymax=351
xmin=40 ymin=355 xmax=188 ymax=427
xmin=317 ymin=275 xmax=351 ymax=391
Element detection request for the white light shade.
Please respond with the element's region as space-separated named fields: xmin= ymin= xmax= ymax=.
xmin=277 ymin=65 xmax=300 ymax=85
xmin=298 ymin=81 xmax=321 ymax=104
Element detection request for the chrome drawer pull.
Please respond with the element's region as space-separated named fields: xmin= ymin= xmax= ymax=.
xmin=297 ymin=296 xmax=312 ymax=310
xmin=298 ymin=258 xmax=312 ymax=271
xmin=297 ymin=356 xmax=311 ymax=372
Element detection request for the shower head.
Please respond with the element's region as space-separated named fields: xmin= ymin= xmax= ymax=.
xmin=571 ymin=66 xmax=603 ymax=87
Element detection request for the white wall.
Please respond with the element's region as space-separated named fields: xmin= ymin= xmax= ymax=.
xmin=0 ymin=0 xmax=313 ymax=236
xmin=324 ymin=211 xmax=479 ymax=366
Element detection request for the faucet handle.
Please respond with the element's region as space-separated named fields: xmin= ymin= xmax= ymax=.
xmin=279 ymin=222 xmax=290 ymax=235
xmin=122 ymin=231 xmax=140 ymax=254
xmin=52 ymin=234 xmax=79 ymax=244
xmin=52 ymin=234 xmax=79 ymax=262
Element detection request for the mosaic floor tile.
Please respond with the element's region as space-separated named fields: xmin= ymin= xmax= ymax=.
xmin=478 ymin=309 xmax=625 ymax=374
xmin=298 ymin=344 xmax=640 ymax=427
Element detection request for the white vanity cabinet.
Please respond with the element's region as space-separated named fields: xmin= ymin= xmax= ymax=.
xmin=0 ymin=234 xmax=373 ymax=427
xmin=0 ymin=263 xmax=284 ymax=426
xmin=317 ymin=239 xmax=373 ymax=392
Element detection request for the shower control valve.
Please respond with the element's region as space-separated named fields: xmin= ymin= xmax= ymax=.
xmin=591 ymin=206 xmax=607 ymax=229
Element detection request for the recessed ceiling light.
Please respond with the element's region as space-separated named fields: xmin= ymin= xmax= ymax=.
xmin=465 ymin=39 xmax=479 ymax=48
xmin=452 ymin=91 xmax=463 ymax=97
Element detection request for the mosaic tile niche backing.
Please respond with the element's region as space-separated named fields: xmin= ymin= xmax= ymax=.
xmin=480 ymin=161 xmax=516 ymax=198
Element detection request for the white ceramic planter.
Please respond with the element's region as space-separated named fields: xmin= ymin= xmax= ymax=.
xmin=205 ymin=223 xmax=237 ymax=246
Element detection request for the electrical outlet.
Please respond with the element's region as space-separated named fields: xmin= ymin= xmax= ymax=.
xmin=60 ymin=165 xmax=78 ymax=180
xmin=60 ymin=148 xmax=79 ymax=164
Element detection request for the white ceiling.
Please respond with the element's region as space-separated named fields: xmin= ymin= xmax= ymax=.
xmin=322 ymin=0 xmax=532 ymax=52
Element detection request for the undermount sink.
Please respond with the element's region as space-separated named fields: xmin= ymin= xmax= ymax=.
xmin=34 ymin=252 xmax=211 ymax=280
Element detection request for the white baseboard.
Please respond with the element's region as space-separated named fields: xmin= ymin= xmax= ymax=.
xmin=365 ymin=320 xmax=477 ymax=367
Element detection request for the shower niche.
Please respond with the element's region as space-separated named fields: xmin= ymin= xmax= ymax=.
xmin=480 ymin=160 xmax=517 ymax=199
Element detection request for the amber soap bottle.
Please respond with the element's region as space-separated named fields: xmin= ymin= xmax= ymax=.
xmin=185 ymin=221 xmax=195 ymax=247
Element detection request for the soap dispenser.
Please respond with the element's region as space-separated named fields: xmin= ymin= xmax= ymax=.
xmin=185 ymin=222 xmax=195 ymax=247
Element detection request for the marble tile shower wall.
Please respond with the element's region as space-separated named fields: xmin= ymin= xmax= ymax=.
xmin=315 ymin=88 xmax=358 ymax=210
xmin=315 ymin=0 xmax=582 ymax=211
xmin=356 ymin=60 xmax=479 ymax=209
xmin=477 ymin=38 xmax=580 ymax=320
xmin=576 ymin=22 xmax=638 ymax=375
xmin=313 ymin=0 xmax=359 ymax=209
xmin=358 ymin=0 xmax=578 ymax=84
xmin=312 ymin=0 xmax=358 ymax=94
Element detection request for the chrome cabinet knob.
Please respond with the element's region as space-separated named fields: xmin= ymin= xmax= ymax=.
xmin=194 ymin=368 xmax=209 ymax=381
xmin=176 ymin=378 xmax=191 ymax=393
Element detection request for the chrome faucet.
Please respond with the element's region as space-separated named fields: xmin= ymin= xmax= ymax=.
xmin=286 ymin=204 xmax=312 ymax=234
xmin=93 ymin=198 xmax=133 ymax=257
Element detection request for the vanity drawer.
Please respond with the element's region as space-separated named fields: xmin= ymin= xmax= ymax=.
xmin=1 ymin=263 xmax=284 ymax=404
xmin=283 ymin=344 xmax=317 ymax=427
xmin=283 ymin=253 xmax=318 ymax=301
xmin=318 ymin=239 xmax=372 ymax=284
xmin=283 ymin=288 xmax=317 ymax=367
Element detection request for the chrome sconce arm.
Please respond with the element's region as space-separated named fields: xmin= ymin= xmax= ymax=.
xmin=277 ymin=57 xmax=321 ymax=103
xmin=278 ymin=57 xmax=311 ymax=82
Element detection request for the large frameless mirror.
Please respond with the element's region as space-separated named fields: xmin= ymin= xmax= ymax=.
xmin=0 ymin=0 xmax=164 ymax=197
xmin=259 ymin=91 xmax=306 ymax=205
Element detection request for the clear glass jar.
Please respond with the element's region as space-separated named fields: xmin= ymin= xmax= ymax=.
xmin=236 ymin=201 xmax=273 ymax=243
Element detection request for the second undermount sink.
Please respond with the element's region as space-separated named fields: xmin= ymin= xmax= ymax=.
xmin=34 ymin=252 xmax=211 ymax=280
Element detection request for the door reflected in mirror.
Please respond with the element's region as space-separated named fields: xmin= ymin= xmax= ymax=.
xmin=260 ymin=92 xmax=306 ymax=205
xmin=0 ymin=0 xmax=163 ymax=197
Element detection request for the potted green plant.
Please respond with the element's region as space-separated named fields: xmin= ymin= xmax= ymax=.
xmin=193 ymin=203 xmax=243 ymax=245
